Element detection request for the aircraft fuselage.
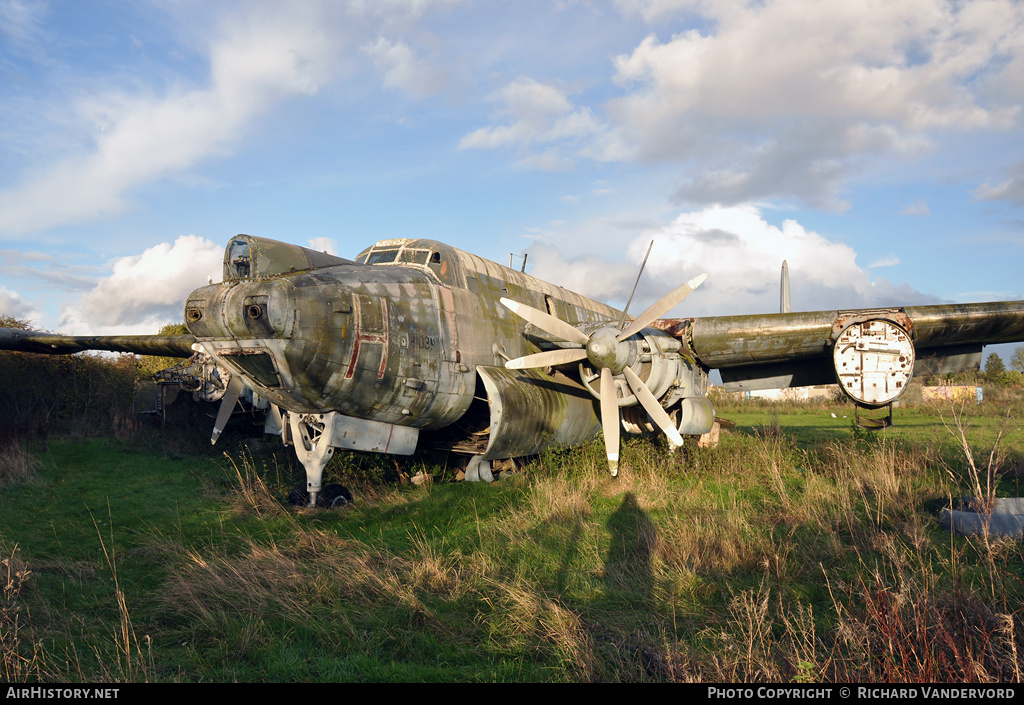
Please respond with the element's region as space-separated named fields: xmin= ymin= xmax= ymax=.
xmin=182 ymin=236 xmax=623 ymax=430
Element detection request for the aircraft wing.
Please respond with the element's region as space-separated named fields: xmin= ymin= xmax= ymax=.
xmin=0 ymin=329 xmax=197 ymax=357
xmin=655 ymin=300 xmax=1024 ymax=393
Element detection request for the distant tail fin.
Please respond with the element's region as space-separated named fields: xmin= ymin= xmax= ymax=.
xmin=780 ymin=260 xmax=791 ymax=313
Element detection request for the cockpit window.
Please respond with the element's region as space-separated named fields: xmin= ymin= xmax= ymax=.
xmin=227 ymin=239 xmax=252 ymax=279
xmin=428 ymin=250 xmax=454 ymax=283
xmin=366 ymin=249 xmax=399 ymax=264
xmin=399 ymin=249 xmax=429 ymax=265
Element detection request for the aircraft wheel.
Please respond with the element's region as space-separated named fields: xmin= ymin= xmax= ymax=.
xmin=318 ymin=484 xmax=353 ymax=509
xmin=287 ymin=483 xmax=353 ymax=508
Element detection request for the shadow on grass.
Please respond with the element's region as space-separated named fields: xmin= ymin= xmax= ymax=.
xmin=604 ymin=493 xmax=656 ymax=606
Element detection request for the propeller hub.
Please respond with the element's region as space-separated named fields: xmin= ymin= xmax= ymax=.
xmin=586 ymin=327 xmax=630 ymax=373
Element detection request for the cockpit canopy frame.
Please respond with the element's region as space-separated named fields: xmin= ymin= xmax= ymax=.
xmin=224 ymin=235 xmax=352 ymax=281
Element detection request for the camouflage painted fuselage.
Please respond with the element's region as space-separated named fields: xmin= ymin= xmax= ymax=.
xmin=182 ymin=236 xmax=621 ymax=431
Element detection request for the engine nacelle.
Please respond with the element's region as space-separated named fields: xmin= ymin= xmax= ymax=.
xmin=579 ymin=327 xmax=716 ymax=437
xmin=833 ymin=319 xmax=914 ymax=408
xmin=578 ymin=327 xmax=687 ymax=406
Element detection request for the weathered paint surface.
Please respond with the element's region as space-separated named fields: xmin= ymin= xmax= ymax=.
xmin=476 ymin=365 xmax=601 ymax=460
xmin=682 ymin=303 xmax=1024 ymax=369
xmin=0 ymin=330 xmax=195 ymax=357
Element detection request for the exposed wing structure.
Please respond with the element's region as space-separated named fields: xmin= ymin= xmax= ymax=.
xmin=0 ymin=329 xmax=197 ymax=357
xmin=654 ymin=300 xmax=1024 ymax=396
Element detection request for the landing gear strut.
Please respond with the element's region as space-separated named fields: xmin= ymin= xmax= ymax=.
xmin=287 ymin=412 xmax=338 ymax=507
xmin=465 ymin=454 xmax=493 ymax=482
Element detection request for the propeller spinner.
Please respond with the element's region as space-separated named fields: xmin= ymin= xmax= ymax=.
xmin=500 ymin=272 xmax=707 ymax=476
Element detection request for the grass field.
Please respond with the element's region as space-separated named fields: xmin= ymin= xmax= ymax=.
xmin=2 ymin=398 xmax=1023 ymax=682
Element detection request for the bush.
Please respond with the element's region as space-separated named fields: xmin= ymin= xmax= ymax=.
xmin=0 ymin=317 xmax=144 ymax=441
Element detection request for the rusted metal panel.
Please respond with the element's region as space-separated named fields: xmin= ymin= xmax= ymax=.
xmin=688 ymin=311 xmax=837 ymax=368
xmin=830 ymin=309 xmax=914 ymax=340
xmin=904 ymin=302 xmax=1024 ymax=347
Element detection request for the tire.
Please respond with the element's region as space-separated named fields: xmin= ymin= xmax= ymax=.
xmin=287 ymin=483 xmax=353 ymax=508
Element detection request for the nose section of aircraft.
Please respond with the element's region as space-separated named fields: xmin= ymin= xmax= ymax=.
xmin=184 ymin=277 xmax=299 ymax=342
xmin=183 ymin=273 xmax=359 ymax=412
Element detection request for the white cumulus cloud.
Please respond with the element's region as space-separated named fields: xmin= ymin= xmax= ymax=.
xmin=59 ymin=235 xmax=223 ymax=334
xmin=0 ymin=285 xmax=39 ymax=323
xmin=526 ymin=205 xmax=942 ymax=317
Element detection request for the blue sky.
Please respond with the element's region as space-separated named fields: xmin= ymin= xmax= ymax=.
xmin=2 ymin=0 xmax=1023 ymax=363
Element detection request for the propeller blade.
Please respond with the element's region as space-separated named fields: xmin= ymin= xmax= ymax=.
xmin=211 ymin=375 xmax=244 ymax=445
xmin=500 ymin=297 xmax=590 ymax=345
xmin=600 ymin=367 xmax=621 ymax=477
xmin=623 ymin=367 xmax=684 ymax=447
xmin=618 ymin=272 xmax=708 ymax=341
xmin=505 ymin=347 xmax=589 ymax=370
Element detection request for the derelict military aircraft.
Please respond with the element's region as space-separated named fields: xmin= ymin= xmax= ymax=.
xmin=4 ymin=234 xmax=1024 ymax=507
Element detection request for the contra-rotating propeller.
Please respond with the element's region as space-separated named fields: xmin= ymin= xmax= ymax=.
xmin=500 ymin=271 xmax=707 ymax=476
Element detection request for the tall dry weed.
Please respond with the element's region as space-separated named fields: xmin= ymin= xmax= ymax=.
xmin=832 ymin=571 xmax=1023 ymax=682
xmin=1 ymin=546 xmax=43 ymax=682
xmin=940 ymin=400 xmax=1015 ymax=512
xmin=657 ymin=506 xmax=761 ymax=577
xmin=89 ymin=519 xmax=153 ymax=682
xmin=691 ymin=580 xmax=824 ymax=682
xmin=223 ymin=450 xmax=290 ymax=518
xmin=812 ymin=438 xmax=935 ymax=538
xmin=163 ymin=522 xmax=485 ymax=655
